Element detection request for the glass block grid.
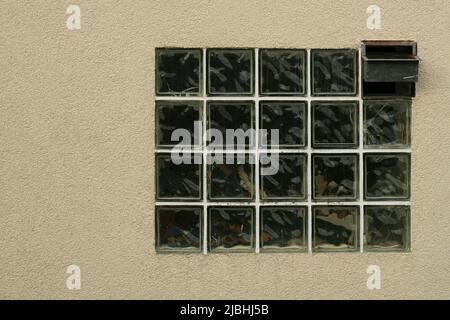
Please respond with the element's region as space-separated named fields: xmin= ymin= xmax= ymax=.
xmin=155 ymin=47 xmax=411 ymax=254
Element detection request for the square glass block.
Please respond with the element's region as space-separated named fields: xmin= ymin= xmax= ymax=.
xmin=207 ymin=101 xmax=254 ymax=148
xmin=207 ymin=49 xmax=254 ymax=95
xmin=260 ymin=101 xmax=306 ymax=148
xmin=207 ymin=154 xmax=254 ymax=200
xmin=260 ymin=207 xmax=307 ymax=252
xmin=312 ymin=154 xmax=358 ymax=200
xmin=312 ymin=101 xmax=359 ymax=148
xmin=156 ymin=48 xmax=202 ymax=96
xmin=261 ymin=154 xmax=307 ymax=200
xmin=259 ymin=49 xmax=306 ymax=95
xmin=156 ymin=154 xmax=202 ymax=200
xmin=364 ymin=100 xmax=411 ymax=148
xmin=311 ymin=49 xmax=358 ymax=96
xmin=364 ymin=153 xmax=410 ymax=200
xmin=156 ymin=206 xmax=202 ymax=253
xmin=364 ymin=206 xmax=410 ymax=252
xmin=156 ymin=101 xmax=202 ymax=148
xmin=208 ymin=207 xmax=254 ymax=252
xmin=313 ymin=206 xmax=359 ymax=252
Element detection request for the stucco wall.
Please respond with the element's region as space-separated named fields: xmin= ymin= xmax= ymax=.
xmin=1 ymin=0 xmax=450 ymax=299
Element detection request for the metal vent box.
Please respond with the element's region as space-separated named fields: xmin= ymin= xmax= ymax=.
xmin=362 ymin=40 xmax=419 ymax=83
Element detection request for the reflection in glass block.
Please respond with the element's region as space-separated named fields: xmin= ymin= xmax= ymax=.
xmin=260 ymin=207 xmax=307 ymax=252
xmin=207 ymin=101 xmax=254 ymax=148
xmin=260 ymin=49 xmax=306 ymax=95
xmin=311 ymin=49 xmax=357 ymax=96
xmin=365 ymin=153 xmax=410 ymax=200
xmin=313 ymin=206 xmax=359 ymax=252
xmin=261 ymin=154 xmax=307 ymax=200
xmin=209 ymin=207 xmax=254 ymax=252
xmin=156 ymin=154 xmax=202 ymax=200
xmin=208 ymin=154 xmax=254 ymax=200
xmin=364 ymin=100 xmax=411 ymax=148
xmin=156 ymin=48 xmax=202 ymax=96
xmin=156 ymin=207 xmax=202 ymax=252
xmin=260 ymin=102 xmax=306 ymax=148
xmin=312 ymin=101 xmax=359 ymax=148
xmin=364 ymin=206 xmax=410 ymax=252
xmin=207 ymin=49 xmax=254 ymax=95
xmin=156 ymin=101 xmax=202 ymax=147
xmin=313 ymin=154 xmax=358 ymax=200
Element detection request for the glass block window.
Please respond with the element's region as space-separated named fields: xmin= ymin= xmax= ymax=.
xmin=156 ymin=100 xmax=202 ymax=148
xmin=207 ymin=101 xmax=254 ymax=148
xmin=209 ymin=207 xmax=254 ymax=252
xmin=155 ymin=46 xmax=412 ymax=254
xmin=260 ymin=206 xmax=307 ymax=252
xmin=312 ymin=154 xmax=358 ymax=200
xmin=311 ymin=49 xmax=358 ymax=96
xmin=207 ymin=154 xmax=254 ymax=200
xmin=260 ymin=101 xmax=307 ymax=148
xmin=312 ymin=101 xmax=359 ymax=148
xmin=313 ymin=206 xmax=359 ymax=252
xmin=364 ymin=153 xmax=410 ymax=200
xmin=261 ymin=154 xmax=307 ymax=200
xmin=259 ymin=49 xmax=306 ymax=96
xmin=364 ymin=100 xmax=411 ymax=148
xmin=207 ymin=49 xmax=254 ymax=96
xmin=364 ymin=206 xmax=410 ymax=252
xmin=156 ymin=207 xmax=202 ymax=253
xmin=156 ymin=154 xmax=202 ymax=201
xmin=156 ymin=48 xmax=202 ymax=96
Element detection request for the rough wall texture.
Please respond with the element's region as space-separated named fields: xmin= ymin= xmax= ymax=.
xmin=1 ymin=0 xmax=450 ymax=299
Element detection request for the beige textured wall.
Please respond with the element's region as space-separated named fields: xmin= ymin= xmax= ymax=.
xmin=1 ymin=0 xmax=450 ymax=299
